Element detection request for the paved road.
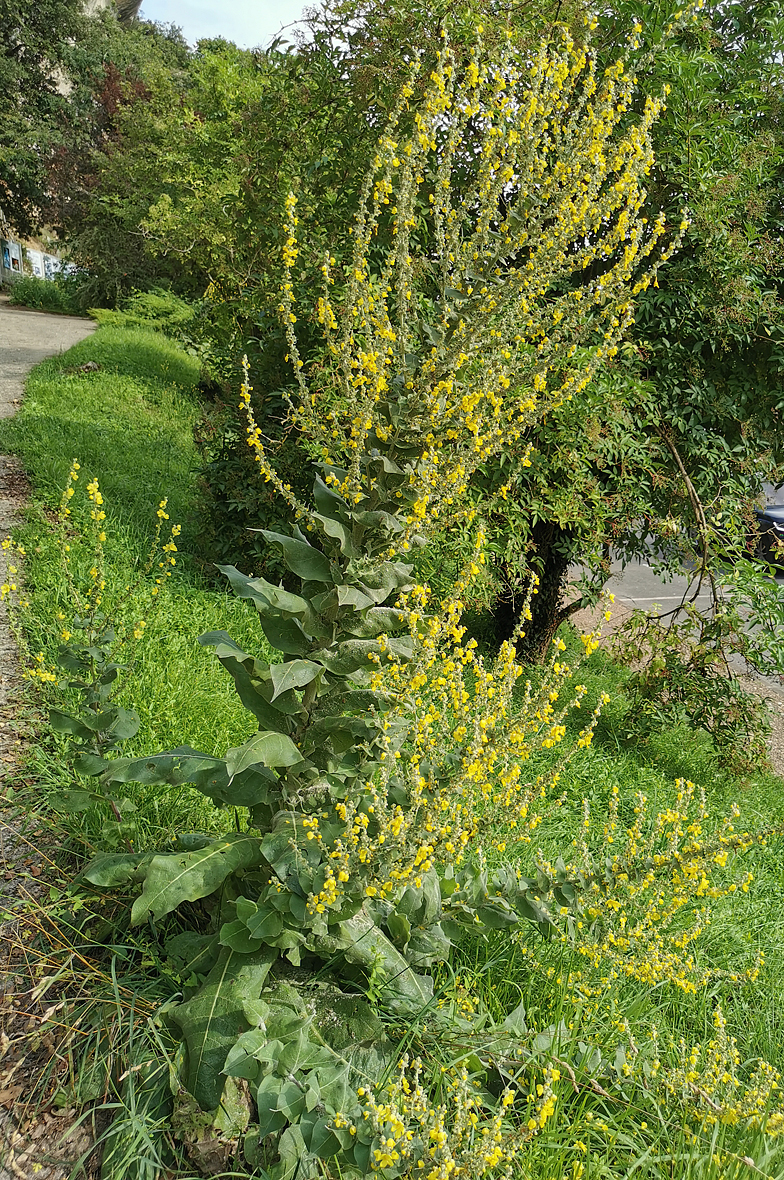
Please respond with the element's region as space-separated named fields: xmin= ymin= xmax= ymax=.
xmin=602 ymin=549 xmax=784 ymax=616
xmin=603 ymin=555 xmax=716 ymax=614
xmin=0 ymin=297 xmax=95 ymax=422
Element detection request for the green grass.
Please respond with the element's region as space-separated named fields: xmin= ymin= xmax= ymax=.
xmin=0 ymin=325 xmax=269 ymax=850
xmin=3 ymin=325 xmax=784 ymax=1177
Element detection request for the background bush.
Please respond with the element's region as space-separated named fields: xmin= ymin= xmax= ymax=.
xmin=7 ymin=273 xmax=82 ymax=315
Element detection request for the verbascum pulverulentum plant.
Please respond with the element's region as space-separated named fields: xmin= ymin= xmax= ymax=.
xmin=1 ymin=461 xmax=181 ymax=845
xmin=60 ymin=12 xmax=782 ymax=1178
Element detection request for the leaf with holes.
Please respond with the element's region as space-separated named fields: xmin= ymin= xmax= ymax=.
xmin=130 ymin=834 xmax=264 ymax=925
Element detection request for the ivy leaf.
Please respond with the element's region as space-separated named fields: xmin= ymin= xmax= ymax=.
xmin=169 ymin=946 xmax=276 ymax=1110
xmin=130 ymin=834 xmax=264 ymax=925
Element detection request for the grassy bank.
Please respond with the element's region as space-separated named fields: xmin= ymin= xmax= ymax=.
xmin=0 ymin=325 xmax=266 ymax=846
xmin=2 ymin=326 xmax=783 ymax=1178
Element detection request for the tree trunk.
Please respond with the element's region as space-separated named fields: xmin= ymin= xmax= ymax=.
xmin=492 ymin=520 xmax=574 ymax=663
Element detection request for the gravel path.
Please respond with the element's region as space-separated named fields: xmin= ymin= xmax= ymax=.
xmin=0 ymin=298 xmax=95 ymax=1180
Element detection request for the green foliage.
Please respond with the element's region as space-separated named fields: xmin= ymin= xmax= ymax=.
xmin=613 ymin=603 xmax=773 ymax=772
xmin=0 ymin=0 xmax=85 ymax=236
xmin=45 ymin=27 xmax=781 ymax=1177
xmin=0 ymin=325 xmax=266 ymax=850
xmin=7 ymin=9 xmax=784 ymax=1178
xmin=613 ymin=556 xmax=784 ymax=770
xmin=7 ymin=275 xmax=82 ymax=315
xmin=89 ymin=288 xmax=197 ymax=338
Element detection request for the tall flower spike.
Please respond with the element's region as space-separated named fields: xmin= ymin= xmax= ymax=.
xmin=277 ymin=24 xmax=687 ymax=553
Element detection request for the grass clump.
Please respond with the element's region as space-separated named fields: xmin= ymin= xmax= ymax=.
xmin=89 ymin=288 xmax=197 ymax=339
xmin=8 ymin=273 xmax=83 ymax=315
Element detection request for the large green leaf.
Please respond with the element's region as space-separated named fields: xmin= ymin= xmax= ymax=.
xmin=226 ymin=731 xmax=302 ymax=775
xmin=310 ymin=639 xmax=386 ymax=675
xmin=336 ymin=586 xmax=375 ymax=611
xmin=130 ymin=834 xmax=264 ymax=925
xmin=260 ymin=613 xmax=312 ymax=656
xmin=356 ymin=561 xmax=414 ymax=603
xmin=199 ymin=633 xmax=301 ymax=726
xmin=103 ymin=746 xmax=228 ymax=792
xmin=169 ymin=946 xmax=276 ymax=1110
xmin=103 ymin=746 xmax=276 ymax=810
xmin=270 ymin=660 xmax=322 ymax=701
xmin=49 ymin=708 xmax=97 ymax=742
xmin=83 ymin=851 xmax=152 ymax=888
xmin=313 ymin=475 xmax=349 ymax=522
xmin=312 ymin=513 xmax=356 ymax=557
xmin=260 ymin=530 xmax=334 ymax=584
xmin=217 ymin=565 xmax=309 ymax=618
xmin=341 ymin=606 xmax=406 ymax=638
xmin=50 ymin=706 xmax=140 ymax=743
xmin=311 ymin=909 xmax=433 ymax=1015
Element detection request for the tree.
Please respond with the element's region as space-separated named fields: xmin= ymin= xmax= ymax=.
xmin=479 ymin=0 xmax=784 ymax=656
xmin=0 ymin=0 xmax=86 ymax=235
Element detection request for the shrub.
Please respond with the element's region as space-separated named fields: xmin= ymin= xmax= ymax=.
xmin=89 ymin=287 xmax=197 ymax=339
xmin=8 ymin=273 xmax=81 ymax=315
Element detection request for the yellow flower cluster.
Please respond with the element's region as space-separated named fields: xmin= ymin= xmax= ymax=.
xmin=3 ymin=465 xmax=181 ymax=692
xmin=304 ymin=538 xmax=610 ymax=915
xmin=346 ymin=1055 xmax=560 ymax=1178
xmin=273 ymin=25 xmax=685 ymax=552
xmin=662 ymin=1005 xmax=784 ymax=1137
xmin=527 ymin=779 xmax=769 ymax=995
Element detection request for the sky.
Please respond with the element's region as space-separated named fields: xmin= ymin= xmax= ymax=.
xmin=138 ymin=0 xmax=309 ymax=48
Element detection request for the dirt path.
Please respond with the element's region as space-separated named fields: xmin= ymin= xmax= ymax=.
xmin=0 ymin=298 xmax=95 ymax=1180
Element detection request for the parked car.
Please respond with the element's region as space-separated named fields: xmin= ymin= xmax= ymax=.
xmin=756 ymin=484 xmax=784 ymax=564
